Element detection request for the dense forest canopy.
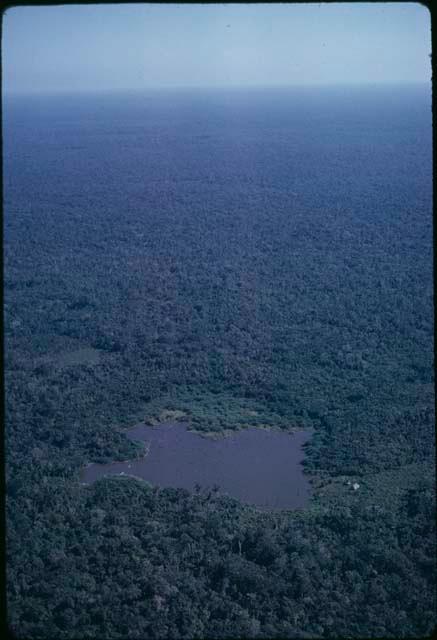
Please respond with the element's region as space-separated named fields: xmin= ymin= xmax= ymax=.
xmin=4 ymin=85 xmax=435 ymax=638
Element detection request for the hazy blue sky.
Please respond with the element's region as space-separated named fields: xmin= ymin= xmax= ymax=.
xmin=2 ymin=2 xmax=431 ymax=94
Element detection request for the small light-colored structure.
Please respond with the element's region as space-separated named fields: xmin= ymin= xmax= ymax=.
xmin=352 ymin=483 xmax=360 ymax=491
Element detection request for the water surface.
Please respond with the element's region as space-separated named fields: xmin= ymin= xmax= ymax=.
xmin=81 ymin=422 xmax=312 ymax=510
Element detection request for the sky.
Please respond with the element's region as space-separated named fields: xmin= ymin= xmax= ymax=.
xmin=2 ymin=2 xmax=431 ymax=94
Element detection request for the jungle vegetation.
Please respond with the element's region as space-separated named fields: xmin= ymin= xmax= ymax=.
xmin=4 ymin=86 xmax=435 ymax=638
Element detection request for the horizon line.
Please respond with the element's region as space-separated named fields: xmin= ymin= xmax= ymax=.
xmin=3 ymin=79 xmax=431 ymax=98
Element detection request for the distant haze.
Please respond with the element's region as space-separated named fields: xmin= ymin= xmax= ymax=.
xmin=2 ymin=2 xmax=431 ymax=94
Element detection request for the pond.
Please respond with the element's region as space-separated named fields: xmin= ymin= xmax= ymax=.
xmin=80 ymin=422 xmax=313 ymax=510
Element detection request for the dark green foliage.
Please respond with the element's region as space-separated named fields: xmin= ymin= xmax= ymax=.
xmin=6 ymin=475 xmax=435 ymax=639
xmin=4 ymin=87 xmax=435 ymax=637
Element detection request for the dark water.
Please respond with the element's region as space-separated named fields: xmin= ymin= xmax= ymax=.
xmin=81 ymin=422 xmax=313 ymax=510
